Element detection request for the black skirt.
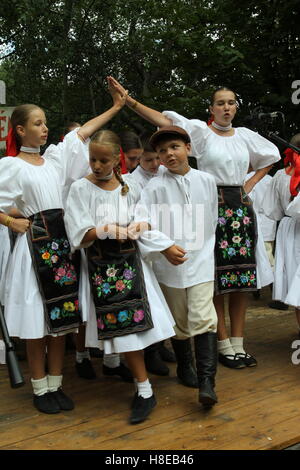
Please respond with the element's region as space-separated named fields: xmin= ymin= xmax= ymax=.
xmin=215 ymin=185 xmax=258 ymax=294
xmin=27 ymin=209 xmax=81 ymax=334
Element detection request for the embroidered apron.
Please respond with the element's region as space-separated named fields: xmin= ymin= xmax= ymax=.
xmin=86 ymin=238 xmax=153 ymax=339
xmin=215 ymin=185 xmax=258 ymax=294
xmin=27 ymin=209 xmax=81 ymax=334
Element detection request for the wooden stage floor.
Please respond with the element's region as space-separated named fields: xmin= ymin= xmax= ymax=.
xmin=1 ymin=288 xmax=300 ymax=451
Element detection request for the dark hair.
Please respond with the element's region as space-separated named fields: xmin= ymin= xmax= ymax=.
xmin=90 ymin=130 xmax=129 ymax=196
xmin=119 ymin=131 xmax=143 ymax=153
xmin=10 ymin=104 xmax=43 ymax=150
xmin=210 ymin=87 xmax=238 ymax=105
xmin=65 ymin=121 xmax=81 ymax=134
xmin=139 ymin=131 xmax=155 ymax=153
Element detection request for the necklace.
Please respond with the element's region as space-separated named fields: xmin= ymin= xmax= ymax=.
xmin=211 ymin=121 xmax=232 ymax=132
xmin=94 ymin=170 xmax=114 ymax=181
xmin=20 ymin=145 xmax=40 ymax=153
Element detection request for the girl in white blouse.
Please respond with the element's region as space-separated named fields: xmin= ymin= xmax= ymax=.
xmin=64 ymin=130 xmax=175 ymax=424
xmin=0 ymin=89 xmax=127 ymax=414
xmin=107 ymin=77 xmax=280 ymax=370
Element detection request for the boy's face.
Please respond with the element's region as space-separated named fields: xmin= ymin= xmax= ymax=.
xmin=140 ymin=151 xmax=161 ymax=173
xmin=155 ymin=138 xmax=190 ymax=174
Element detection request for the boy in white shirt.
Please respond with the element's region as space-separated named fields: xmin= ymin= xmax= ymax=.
xmin=136 ymin=126 xmax=219 ymax=408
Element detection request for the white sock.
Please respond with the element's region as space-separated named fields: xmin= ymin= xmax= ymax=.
xmin=47 ymin=374 xmax=63 ymax=392
xmin=136 ymin=379 xmax=153 ymax=399
xmin=103 ymin=353 xmax=120 ymax=369
xmin=76 ymin=350 xmax=91 ymax=363
xmin=31 ymin=376 xmax=48 ymax=396
xmin=218 ymin=338 xmax=235 ymax=356
xmin=230 ymin=337 xmax=246 ymax=355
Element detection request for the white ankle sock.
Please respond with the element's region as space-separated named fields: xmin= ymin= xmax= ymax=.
xmin=136 ymin=379 xmax=153 ymax=399
xmin=31 ymin=376 xmax=48 ymax=396
xmin=230 ymin=337 xmax=246 ymax=354
xmin=76 ymin=350 xmax=91 ymax=363
xmin=103 ymin=353 xmax=120 ymax=369
xmin=47 ymin=374 xmax=62 ymax=392
xmin=218 ymin=338 xmax=235 ymax=356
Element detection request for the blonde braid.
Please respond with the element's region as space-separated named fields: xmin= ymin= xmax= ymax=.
xmin=114 ymin=163 xmax=130 ymax=196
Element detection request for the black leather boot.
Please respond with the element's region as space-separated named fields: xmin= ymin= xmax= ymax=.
xmin=144 ymin=343 xmax=169 ymax=376
xmin=194 ymin=332 xmax=218 ymax=408
xmin=170 ymin=338 xmax=198 ymax=388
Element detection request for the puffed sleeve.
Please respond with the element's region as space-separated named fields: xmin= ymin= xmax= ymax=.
xmin=238 ymin=128 xmax=280 ymax=170
xmin=0 ymin=158 xmax=23 ymax=213
xmin=286 ymin=192 xmax=300 ymax=220
xmin=44 ymin=129 xmax=90 ymax=199
xmin=64 ymin=180 xmax=95 ymax=250
xmin=162 ymin=111 xmax=211 ymax=157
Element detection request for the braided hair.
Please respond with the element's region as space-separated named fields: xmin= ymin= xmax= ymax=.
xmin=90 ymin=130 xmax=129 ymax=196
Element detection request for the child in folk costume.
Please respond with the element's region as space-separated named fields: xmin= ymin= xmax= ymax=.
xmin=131 ymin=133 xmax=175 ymax=376
xmin=263 ymin=134 xmax=300 ymax=330
xmin=135 ymin=126 xmax=219 ymax=408
xmin=108 ymin=77 xmax=281 ymax=369
xmin=64 ymin=130 xmax=175 ymax=424
xmin=60 ymin=120 xmax=132 ymax=383
xmin=0 ymin=93 xmax=126 ymax=414
xmin=131 ymin=132 xmax=165 ymax=190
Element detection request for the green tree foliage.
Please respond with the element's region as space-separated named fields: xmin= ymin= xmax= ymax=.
xmin=0 ymin=0 xmax=299 ymax=141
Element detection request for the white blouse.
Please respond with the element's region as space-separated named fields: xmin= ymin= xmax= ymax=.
xmin=286 ymin=191 xmax=300 ymax=220
xmin=262 ymin=169 xmax=292 ymax=221
xmin=64 ymin=175 xmax=141 ymax=250
xmin=162 ymin=111 xmax=281 ymax=185
xmin=131 ymin=165 xmax=166 ymax=191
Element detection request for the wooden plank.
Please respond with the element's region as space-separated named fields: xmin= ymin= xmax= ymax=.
xmin=1 ymin=288 xmax=300 ymax=450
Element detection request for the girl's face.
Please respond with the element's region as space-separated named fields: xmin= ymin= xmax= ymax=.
xmin=17 ymin=108 xmax=48 ymax=148
xmin=89 ymin=142 xmax=119 ymax=180
xmin=124 ymin=148 xmax=143 ymax=171
xmin=140 ymin=151 xmax=161 ymax=173
xmin=209 ymin=90 xmax=237 ymax=126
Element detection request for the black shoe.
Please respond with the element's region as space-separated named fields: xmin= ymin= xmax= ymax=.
xmin=144 ymin=348 xmax=169 ymax=376
xmin=89 ymin=347 xmax=104 ymax=358
xmin=159 ymin=343 xmax=176 ymax=363
xmin=199 ymin=377 xmax=218 ymax=409
xmin=50 ymin=389 xmax=74 ymax=411
xmin=268 ymin=300 xmax=289 ymax=310
xmin=130 ymin=393 xmax=157 ymax=424
xmin=75 ymin=358 xmax=97 ymax=379
xmin=218 ymin=352 xmax=246 ymax=369
xmin=102 ymin=363 xmax=133 ymax=383
xmin=33 ymin=393 xmax=61 ymax=414
xmin=171 ymin=338 xmax=198 ymax=388
xmin=235 ymin=352 xmax=257 ymax=367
